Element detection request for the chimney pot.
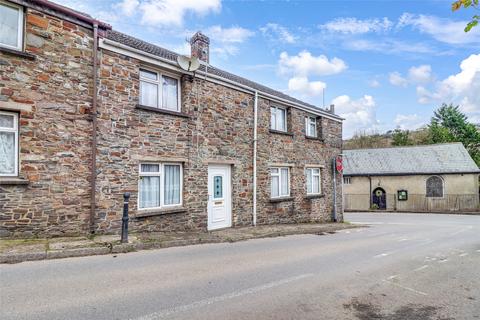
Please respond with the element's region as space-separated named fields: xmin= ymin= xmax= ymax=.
xmin=190 ymin=31 xmax=210 ymax=63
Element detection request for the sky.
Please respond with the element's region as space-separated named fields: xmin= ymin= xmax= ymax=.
xmin=60 ymin=0 xmax=480 ymax=138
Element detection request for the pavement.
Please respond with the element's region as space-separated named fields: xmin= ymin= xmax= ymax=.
xmin=1 ymin=212 xmax=479 ymax=320
xmin=0 ymin=223 xmax=353 ymax=264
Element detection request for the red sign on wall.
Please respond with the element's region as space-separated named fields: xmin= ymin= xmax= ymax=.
xmin=335 ymin=156 xmax=343 ymax=173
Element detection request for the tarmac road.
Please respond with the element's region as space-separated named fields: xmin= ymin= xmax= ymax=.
xmin=1 ymin=212 xmax=479 ymax=320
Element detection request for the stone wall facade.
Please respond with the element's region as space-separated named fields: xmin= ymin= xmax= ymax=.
xmin=0 ymin=5 xmax=95 ymax=237
xmin=0 ymin=1 xmax=343 ymax=238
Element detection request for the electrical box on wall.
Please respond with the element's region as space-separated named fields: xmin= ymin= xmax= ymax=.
xmin=397 ymin=190 xmax=408 ymax=201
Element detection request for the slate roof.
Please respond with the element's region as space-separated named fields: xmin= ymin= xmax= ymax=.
xmin=343 ymin=143 xmax=480 ymax=176
xmin=105 ymin=30 xmax=341 ymax=120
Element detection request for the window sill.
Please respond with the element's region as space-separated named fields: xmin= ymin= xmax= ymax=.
xmin=269 ymin=129 xmax=294 ymax=136
xmin=136 ymin=105 xmax=190 ymax=118
xmin=305 ymin=135 xmax=324 ymax=141
xmin=135 ymin=207 xmax=187 ymax=218
xmin=0 ymin=178 xmax=29 ymax=186
xmin=305 ymin=194 xmax=325 ymax=199
xmin=269 ymin=196 xmax=294 ymax=203
xmin=0 ymin=46 xmax=35 ymax=60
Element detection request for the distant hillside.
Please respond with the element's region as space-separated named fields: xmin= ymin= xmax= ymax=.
xmin=343 ymin=127 xmax=430 ymax=150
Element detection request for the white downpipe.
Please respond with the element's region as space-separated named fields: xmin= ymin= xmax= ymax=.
xmin=253 ymin=91 xmax=258 ymax=226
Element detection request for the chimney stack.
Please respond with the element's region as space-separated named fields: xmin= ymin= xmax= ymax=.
xmin=190 ymin=31 xmax=210 ymax=63
xmin=329 ymin=104 xmax=335 ymax=114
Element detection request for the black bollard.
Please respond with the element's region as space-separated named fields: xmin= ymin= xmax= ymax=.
xmin=121 ymin=192 xmax=130 ymax=243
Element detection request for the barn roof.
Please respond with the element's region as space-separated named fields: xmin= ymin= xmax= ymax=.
xmin=343 ymin=143 xmax=480 ymax=176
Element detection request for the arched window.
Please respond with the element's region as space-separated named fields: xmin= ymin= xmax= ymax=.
xmin=426 ymin=176 xmax=443 ymax=197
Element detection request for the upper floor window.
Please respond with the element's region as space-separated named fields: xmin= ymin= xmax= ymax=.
xmin=270 ymin=106 xmax=287 ymax=132
xmin=343 ymin=177 xmax=351 ymax=185
xmin=305 ymin=116 xmax=317 ymax=137
xmin=0 ymin=0 xmax=23 ymax=51
xmin=138 ymin=163 xmax=183 ymax=210
xmin=426 ymin=176 xmax=443 ymax=198
xmin=0 ymin=111 xmax=19 ymax=176
xmin=306 ymin=168 xmax=321 ymax=195
xmin=270 ymin=167 xmax=289 ymax=198
xmin=140 ymin=69 xmax=180 ymax=112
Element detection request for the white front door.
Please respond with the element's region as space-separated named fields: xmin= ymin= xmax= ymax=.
xmin=208 ymin=165 xmax=232 ymax=230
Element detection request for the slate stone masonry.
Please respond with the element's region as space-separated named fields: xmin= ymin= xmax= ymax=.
xmin=0 ymin=2 xmax=343 ymax=238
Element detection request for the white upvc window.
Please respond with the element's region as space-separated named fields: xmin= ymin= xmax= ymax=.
xmin=139 ymin=68 xmax=181 ymax=112
xmin=0 ymin=0 xmax=24 ymax=51
xmin=0 ymin=111 xmax=19 ymax=177
xmin=306 ymin=168 xmax=321 ymax=195
xmin=138 ymin=163 xmax=183 ymax=210
xmin=270 ymin=106 xmax=287 ymax=132
xmin=270 ymin=167 xmax=290 ymax=198
xmin=305 ymin=116 xmax=317 ymax=137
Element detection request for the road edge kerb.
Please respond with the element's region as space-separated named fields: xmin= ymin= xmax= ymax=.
xmin=0 ymin=224 xmax=359 ymax=264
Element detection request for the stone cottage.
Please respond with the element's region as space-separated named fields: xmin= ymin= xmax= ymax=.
xmin=0 ymin=0 xmax=343 ymax=238
xmin=343 ymin=143 xmax=480 ymax=213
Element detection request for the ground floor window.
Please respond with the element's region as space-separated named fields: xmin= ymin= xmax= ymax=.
xmin=270 ymin=167 xmax=290 ymax=198
xmin=306 ymin=168 xmax=321 ymax=194
xmin=138 ymin=163 xmax=182 ymax=209
xmin=0 ymin=110 xmax=18 ymax=176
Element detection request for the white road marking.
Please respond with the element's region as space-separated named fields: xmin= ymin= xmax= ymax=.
xmin=398 ymin=238 xmax=409 ymax=242
xmin=374 ymin=252 xmax=392 ymax=258
xmin=449 ymin=226 xmax=473 ymax=237
xmin=414 ymin=265 xmax=429 ymax=272
xmin=131 ymin=273 xmax=314 ymax=320
xmin=382 ymin=280 xmax=428 ymax=296
xmin=459 ymin=253 xmax=469 ymax=257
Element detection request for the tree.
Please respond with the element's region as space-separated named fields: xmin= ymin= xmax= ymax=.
xmin=391 ymin=128 xmax=413 ymax=146
xmin=452 ymin=0 xmax=479 ymax=32
xmin=427 ymin=103 xmax=480 ymax=166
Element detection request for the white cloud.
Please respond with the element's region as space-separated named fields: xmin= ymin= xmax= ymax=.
xmin=278 ymin=50 xmax=347 ymax=77
xmin=139 ymin=0 xmax=221 ymax=26
xmin=345 ymin=39 xmax=442 ymax=55
xmin=115 ymin=0 xmax=139 ymax=17
xmin=260 ymin=23 xmax=297 ymax=44
xmin=288 ymin=77 xmax=326 ymax=97
xmin=196 ymin=26 xmax=253 ymax=58
xmin=417 ymin=54 xmax=480 ymax=122
xmin=394 ymin=114 xmax=426 ymax=130
xmin=389 ymin=72 xmax=408 ymax=87
xmin=204 ymin=25 xmax=254 ymax=43
xmin=332 ymin=95 xmax=378 ymax=137
xmin=398 ymin=13 xmax=480 ymax=45
xmin=408 ymin=65 xmax=432 ymax=84
xmin=369 ymin=79 xmax=380 ymax=88
xmin=321 ymin=17 xmax=393 ymax=34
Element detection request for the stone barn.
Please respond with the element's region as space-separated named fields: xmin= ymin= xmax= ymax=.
xmin=342 ymin=143 xmax=480 ymax=213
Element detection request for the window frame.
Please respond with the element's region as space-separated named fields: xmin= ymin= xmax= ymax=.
xmin=138 ymin=162 xmax=183 ymax=210
xmin=305 ymin=116 xmax=317 ymax=138
xmin=0 ymin=0 xmax=24 ymax=51
xmin=306 ymin=167 xmax=321 ymax=195
xmin=425 ymin=175 xmax=444 ymax=198
xmin=270 ymin=106 xmax=287 ymax=132
xmin=270 ymin=167 xmax=290 ymax=198
xmin=0 ymin=110 xmax=19 ymax=177
xmin=139 ymin=68 xmax=181 ymax=112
